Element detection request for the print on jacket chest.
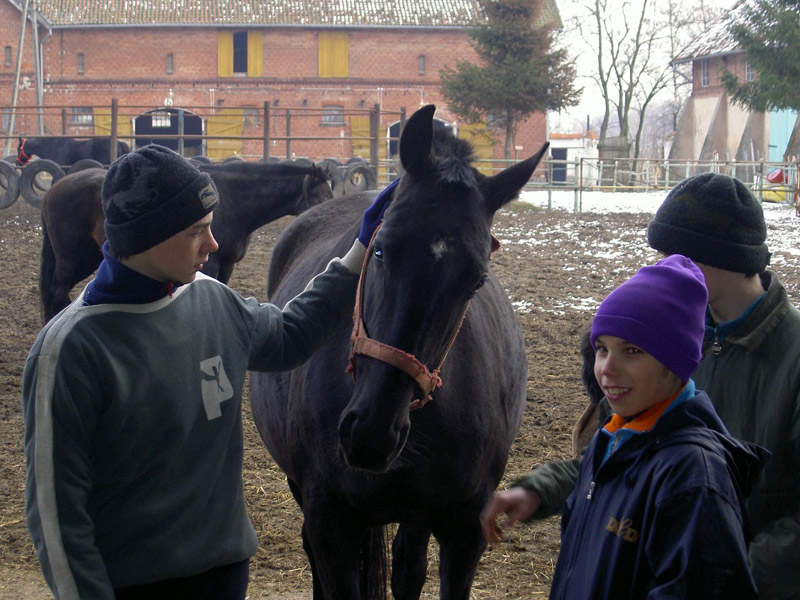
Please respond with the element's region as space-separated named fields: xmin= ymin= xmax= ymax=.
xmin=606 ymin=516 xmax=639 ymax=542
xmin=200 ymin=355 xmax=233 ymax=419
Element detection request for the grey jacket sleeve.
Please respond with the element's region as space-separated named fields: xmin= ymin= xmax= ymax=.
xmin=23 ymin=347 xmax=115 ymax=600
xmin=511 ymin=457 xmax=581 ymax=519
xmin=511 ymin=398 xmax=610 ymax=519
xmin=245 ymin=241 xmax=363 ymax=372
xmin=749 ymin=514 xmax=800 ymax=599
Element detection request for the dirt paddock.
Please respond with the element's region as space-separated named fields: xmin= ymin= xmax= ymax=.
xmin=1 ymin=196 xmax=798 ymax=599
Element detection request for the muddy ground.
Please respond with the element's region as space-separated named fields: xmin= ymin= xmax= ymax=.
xmin=1 ymin=196 xmax=797 ymax=599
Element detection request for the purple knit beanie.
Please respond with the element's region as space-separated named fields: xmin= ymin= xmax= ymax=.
xmin=590 ymin=255 xmax=708 ymax=381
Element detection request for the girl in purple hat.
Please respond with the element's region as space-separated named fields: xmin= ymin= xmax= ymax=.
xmin=503 ymin=255 xmax=766 ymax=599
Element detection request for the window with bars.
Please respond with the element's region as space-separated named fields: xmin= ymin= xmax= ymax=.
xmin=151 ymin=111 xmax=172 ymax=128
xmin=321 ymin=105 xmax=345 ymax=125
xmin=167 ymin=53 xmax=174 ymax=74
xmin=745 ymin=61 xmax=754 ymax=82
xmin=4 ymin=46 xmax=11 ymax=67
xmin=700 ymin=58 xmax=709 ymax=87
xmin=77 ymin=53 xmax=85 ymax=74
xmin=418 ymin=55 xmax=426 ymax=76
xmin=70 ymin=107 xmax=93 ymax=125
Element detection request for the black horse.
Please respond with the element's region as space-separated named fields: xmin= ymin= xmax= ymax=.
xmin=250 ymin=104 xmax=547 ymax=599
xmin=17 ymin=136 xmax=131 ymax=167
xmin=39 ymin=160 xmax=333 ymax=323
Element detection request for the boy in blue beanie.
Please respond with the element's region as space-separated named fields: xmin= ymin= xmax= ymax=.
xmin=527 ymin=256 xmax=764 ymax=598
xmin=22 ymin=145 xmax=398 ymax=600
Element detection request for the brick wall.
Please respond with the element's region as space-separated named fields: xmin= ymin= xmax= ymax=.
xmin=1 ymin=12 xmax=548 ymax=169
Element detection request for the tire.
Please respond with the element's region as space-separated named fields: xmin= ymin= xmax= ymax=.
xmin=0 ymin=160 xmax=19 ymax=209
xmin=344 ymin=162 xmax=378 ymax=194
xmin=222 ymin=156 xmax=245 ymax=164
xmin=20 ymin=159 xmax=65 ymax=209
xmin=68 ymin=159 xmax=105 ymax=174
xmin=189 ymin=155 xmax=213 ymax=166
xmin=292 ymin=157 xmax=314 ymax=167
xmin=265 ymin=156 xmax=282 ymax=164
xmin=316 ymin=159 xmax=346 ymax=197
xmin=346 ymin=156 xmax=367 ymax=166
xmin=2 ymin=154 xmax=17 ymax=165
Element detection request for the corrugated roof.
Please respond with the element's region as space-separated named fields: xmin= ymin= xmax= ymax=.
xmin=21 ymin=0 xmax=561 ymax=28
xmin=671 ymin=19 xmax=742 ymax=65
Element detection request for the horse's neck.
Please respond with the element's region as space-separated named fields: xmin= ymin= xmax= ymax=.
xmin=243 ymin=177 xmax=305 ymax=232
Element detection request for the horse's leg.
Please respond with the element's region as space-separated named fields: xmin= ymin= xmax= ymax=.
xmin=390 ymin=522 xmax=431 ymax=600
xmin=302 ymin=501 xmax=365 ymax=600
xmin=286 ymin=479 xmax=328 ymax=600
xmin=433 ymin=506 xmax=488 ymax=600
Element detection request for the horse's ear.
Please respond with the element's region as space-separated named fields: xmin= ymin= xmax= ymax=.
xmin=310 ymin=163 xmax=319 ymax=183
xmin=399 ymin=104 xmax=436 ymax=177
xmin=484 ymin=142 xmax=549 ymax=213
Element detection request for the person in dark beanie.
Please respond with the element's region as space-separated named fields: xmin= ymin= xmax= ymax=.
xmin=22 ymin=145 xmax=400 ymax=600
xmin=491 ymin=256 xmax=766 ymax=599
xmin=481 ymin=172 xmax=800 ymax=600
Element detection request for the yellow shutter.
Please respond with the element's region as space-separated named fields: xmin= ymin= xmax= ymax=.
xmin=350 ymin=115 xmax=370 ymax=159
xmin=94 ymin=109 xmax=133 ymax=146
xmin=458 ymin=122 xmax=495 ymax=176
xmin=206 ymin=109 xmax=244 ymax=160
xmin=319 ymin=32 xmax=348 ymax=78
xmin=218 ymin=31 xmax=233 ymax=77
xmin=247 ymin=31 xmax=263 ymax=77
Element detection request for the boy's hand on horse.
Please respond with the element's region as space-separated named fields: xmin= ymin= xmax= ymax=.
xmin=358 ymin=178 xmax=400 ymax=247
xmin=480 ymin=487 xmax=542 ymax=545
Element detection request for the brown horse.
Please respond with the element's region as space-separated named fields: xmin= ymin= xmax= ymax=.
xmin=40 ymin=160 xmax=334 ymax=323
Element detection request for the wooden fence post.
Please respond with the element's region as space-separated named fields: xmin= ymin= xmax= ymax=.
xmin=110 ymin=99 xmax=119 ymax=163
xmin=263 ymin=101 xmax=270 ymax=161
xmin=285 ymin=109 xmax=291 ymax=160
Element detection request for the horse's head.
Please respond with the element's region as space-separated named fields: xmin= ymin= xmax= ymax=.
xmin=338 ymin=104 xmax=547 ymax=473
xmin=16 ymin=137 xmax=33 ymax=166
xmin=297 ymin=164 xmax=334 ymax=213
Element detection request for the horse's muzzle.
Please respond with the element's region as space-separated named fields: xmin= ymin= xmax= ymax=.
xmin=338 ymin=405 xmax=409 ymax=473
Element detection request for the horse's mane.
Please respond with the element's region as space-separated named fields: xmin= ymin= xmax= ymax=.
xmin=431 ymin=129 xmax=478 ymax=188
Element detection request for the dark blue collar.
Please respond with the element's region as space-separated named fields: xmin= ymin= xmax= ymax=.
xmin=705 ymin=291 xmax=767 ymax=343
xmin=83 ymin=242 xmax=183 ymax=306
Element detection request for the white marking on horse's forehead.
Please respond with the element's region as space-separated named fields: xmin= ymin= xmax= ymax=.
xmin=431 ymin=239 xmax=449 ymax=262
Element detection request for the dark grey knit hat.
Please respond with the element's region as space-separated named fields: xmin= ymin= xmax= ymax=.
xmin=102 ymin=144 xmax=219 ymax=257
xmin=647 ymin=173 xmax=770 ymax=273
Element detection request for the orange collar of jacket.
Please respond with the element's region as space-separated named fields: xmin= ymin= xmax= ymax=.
xmin=603 ymin=388 xmax=683 ymax=434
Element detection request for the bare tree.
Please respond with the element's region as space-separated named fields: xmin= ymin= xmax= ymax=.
xmin=568 ymin=0 xmax=723 ymax=164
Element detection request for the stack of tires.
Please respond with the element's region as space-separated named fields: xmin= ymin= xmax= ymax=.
xmin=1 ymin=157 xmax=108 ymax=210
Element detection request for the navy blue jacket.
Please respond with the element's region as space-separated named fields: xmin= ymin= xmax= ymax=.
xmin=549 ymin=387 xmax=767 ymax=600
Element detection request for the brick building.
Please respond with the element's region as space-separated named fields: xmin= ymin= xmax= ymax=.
xmin=669 ymin=20 xmax=799 ymax=166
xmin=1 ymin=0 xmax=559 ymax=171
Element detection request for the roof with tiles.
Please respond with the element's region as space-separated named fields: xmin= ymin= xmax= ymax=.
xmin=671 ymin=20 xmax=742 ymax=64
xmin=11 ymin=0 xmax=561 ymax=29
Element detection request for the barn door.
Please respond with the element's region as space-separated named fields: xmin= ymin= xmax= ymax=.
xmin=206 ymin=109 xmax=244 ymax=160
xmin=350 ymin=114 xmax=388 ymax=180
xmin=94 ymin=110 xmax=133 ymax=147
xmin=458 ymin=123 xmax=494 ymax=176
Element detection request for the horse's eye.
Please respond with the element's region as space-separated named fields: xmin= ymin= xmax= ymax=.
xmin=475 ymin=278 xmax=486 ymax=291
xmin=373 ymin=248 xmax=384 ymax=260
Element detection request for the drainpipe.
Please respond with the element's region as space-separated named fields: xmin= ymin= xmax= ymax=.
xmin=31 ymin=0 xmax=44 ymax=134
xmin=5 ymin=0 xmax=32 ymax=156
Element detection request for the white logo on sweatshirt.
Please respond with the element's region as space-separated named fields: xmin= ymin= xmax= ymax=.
xmin=200 ymin=355 xmax=233 ymax=419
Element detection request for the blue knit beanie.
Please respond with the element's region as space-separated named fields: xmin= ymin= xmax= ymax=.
xmin=102 ymin=145 xmax=218 ymax=257
xmin=590 ymin=255 xmax=708 ymax=382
